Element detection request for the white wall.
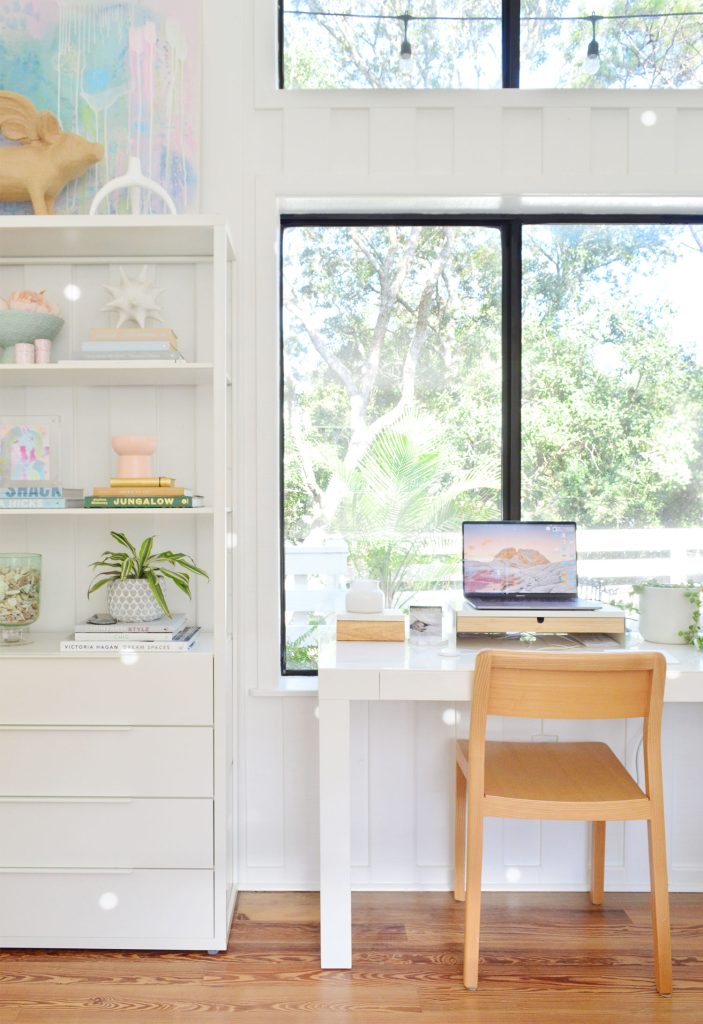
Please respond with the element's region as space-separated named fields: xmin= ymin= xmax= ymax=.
xmin=200 ymin=0 xmax=703 ymax=891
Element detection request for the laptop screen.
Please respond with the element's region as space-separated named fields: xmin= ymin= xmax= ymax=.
xmin=462 ymin=521 xmax=578 ymax=596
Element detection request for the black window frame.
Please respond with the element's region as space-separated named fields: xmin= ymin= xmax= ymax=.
xmin=279 ymin=212 xmax=703 ymax=674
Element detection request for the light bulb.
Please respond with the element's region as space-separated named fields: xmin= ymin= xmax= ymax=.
xmin=400 ymin=38 xmax=412 ymax=61
xmin=585 ymin=38 xmax=600 ymax=74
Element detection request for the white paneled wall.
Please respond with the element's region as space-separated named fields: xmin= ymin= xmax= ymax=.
xmin=198 ymin=0 xmax=703 ymax=893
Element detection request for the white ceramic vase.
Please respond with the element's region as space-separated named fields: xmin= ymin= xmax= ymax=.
xmin=638 ymin=585 xmax=693 ymax=645
xmin=107 ymin=579 xmax=162 ymax=622
xmin=345 ymin=579 xmax=384 ymax=614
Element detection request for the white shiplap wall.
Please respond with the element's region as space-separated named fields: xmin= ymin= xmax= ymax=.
xmin=198 ymin=0 xmax=703 ymax=892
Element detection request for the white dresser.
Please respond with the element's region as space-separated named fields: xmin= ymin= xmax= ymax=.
xmin=0 ymin=637 xmax=228 ymax=948
xmin=0 ymin=637 xmax=226 ymax=948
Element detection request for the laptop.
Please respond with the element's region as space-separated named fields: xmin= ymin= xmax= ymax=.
xmin=462 ymin=521 xmax=601 ymax=611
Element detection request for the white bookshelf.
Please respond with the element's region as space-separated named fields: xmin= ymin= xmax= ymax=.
xmin=0 ymin=215 xmax=236 ymax=951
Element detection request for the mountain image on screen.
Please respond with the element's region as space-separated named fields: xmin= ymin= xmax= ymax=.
xmin=464 ymin=545 xmax=569 ymax=593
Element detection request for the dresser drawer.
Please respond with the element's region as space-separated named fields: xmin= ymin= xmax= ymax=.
xmin=0 ymin=727 xmax=212 ymax=797
xmin=0 ymin=798 xmax=213 ymax=868
xmin=0 ymin=655 xmax=213 ymax=725
xmin=0 ymin=869 xmax=214 ymax=942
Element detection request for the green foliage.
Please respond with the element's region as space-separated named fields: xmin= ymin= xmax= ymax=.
xmin=284 ymin=619 xmax=326 ymax=670
xmin=335 ymin=415 xmax=498 ymax=605
xmin=87 ymin=531 xmax=209 ymax=619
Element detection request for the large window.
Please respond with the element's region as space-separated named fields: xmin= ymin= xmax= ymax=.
xmin=281 ymin=217 xmax=703 ymax=672
xmin=280 ymin=2 xmax=703 ymax=90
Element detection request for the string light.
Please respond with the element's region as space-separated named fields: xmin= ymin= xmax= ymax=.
xmin=585 ymin=13 xmax=602 ymax=75
xmin=400 ymin=12 xmax=412 ymax=61
xmin=285 ymin=6 xmax=703 ymax=70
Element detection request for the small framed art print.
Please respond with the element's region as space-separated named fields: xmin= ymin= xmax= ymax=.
xmin=0 ymin=416 xmax=61 ymax=488
xmin=408 ymin=604 xmax=443 ymax=644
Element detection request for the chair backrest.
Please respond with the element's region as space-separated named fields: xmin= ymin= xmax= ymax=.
xmin=468 ymin=650 xmax=667 ymax=800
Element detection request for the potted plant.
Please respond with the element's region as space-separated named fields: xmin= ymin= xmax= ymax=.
xmin=632 ymin=580 xmax=702 ymax=648
xmin=88 ymin=531 xmax=209 ymax=621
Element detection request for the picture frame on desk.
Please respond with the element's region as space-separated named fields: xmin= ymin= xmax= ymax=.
xmin=408 ymin=604 xmax=443 ymax=645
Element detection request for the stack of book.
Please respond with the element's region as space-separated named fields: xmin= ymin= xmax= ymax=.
xmin=84 ymin=476 xmax=204 ymax=509
xmin=77 ymin=327 xmax=184 ymax=362
xmin=60 ymin=613 xmax=200 ymax=652
xmin=0 ymin=485 xmax=83 ymax=509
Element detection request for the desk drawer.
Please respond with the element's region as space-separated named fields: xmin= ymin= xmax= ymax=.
xmin=0 ymin=869 xmax=214 ymax=941
xmin=0 ymin=656 xmax=213 ymax=725
xmin=0 ymin=798 xmax=213 ymax=868
xmin=0 ymin=727 xmax=212 ymax=797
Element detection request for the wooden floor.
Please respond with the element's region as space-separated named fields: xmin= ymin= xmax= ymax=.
xmin=0 ymin=891 xmax=701 ymax=1022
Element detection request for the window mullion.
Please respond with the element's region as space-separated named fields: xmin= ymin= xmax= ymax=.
xmin=503 ymin=0 xmax=520 ymax=88
xmin=502 ymin=221 xmax=522 ymax=519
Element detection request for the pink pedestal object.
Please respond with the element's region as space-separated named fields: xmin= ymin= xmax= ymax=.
xmin=111 ymin=435 xmax=157 ymax=478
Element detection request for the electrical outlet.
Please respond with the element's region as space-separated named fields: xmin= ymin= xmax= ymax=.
xmin=531 ymin=733 xmax=558 ymax=742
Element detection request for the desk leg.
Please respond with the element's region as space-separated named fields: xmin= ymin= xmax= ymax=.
xmin=319 ymin=696 xmax=352 ymax=969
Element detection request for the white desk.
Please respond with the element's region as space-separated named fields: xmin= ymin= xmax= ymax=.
xmin=317 ymin=634 xmax=703 ymax=969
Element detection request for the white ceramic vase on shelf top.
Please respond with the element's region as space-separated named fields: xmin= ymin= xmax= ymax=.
xmin=345 ymin=579 xmax=385 ymax=614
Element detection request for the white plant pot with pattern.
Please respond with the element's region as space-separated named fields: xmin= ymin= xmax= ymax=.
xmin=638 ymin=585 xmax=691 ymax=645
xmin=107 ymin=579 xmax=162 ymax=622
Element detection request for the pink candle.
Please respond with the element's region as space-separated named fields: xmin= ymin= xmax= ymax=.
xmin=33 ymin=338 xmax=52 ymax=363
xmin=14 ymin=343 xmax=35 ymax=364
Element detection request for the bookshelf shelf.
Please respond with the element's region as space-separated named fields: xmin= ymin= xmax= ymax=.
xmin=0 ymin=507 xmax=215 ymax=516
xmin=0 ymin=363 xmax=218 ymax=387
xmin=0 ymin=215 xmax=236 ymax=954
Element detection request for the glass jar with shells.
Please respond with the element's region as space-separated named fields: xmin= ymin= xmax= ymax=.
xmin=0 ymin=553 xmax=42 ymax=645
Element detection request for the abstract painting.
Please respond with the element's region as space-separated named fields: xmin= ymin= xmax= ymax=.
xmin=0 ymin=0 xmax=201 ymax=214
xmin=0 ymin=416 xmax=60 ymax=486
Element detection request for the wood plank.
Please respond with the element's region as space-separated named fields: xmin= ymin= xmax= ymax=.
xmin=0 ymin=891 xmax=701 ymax=1023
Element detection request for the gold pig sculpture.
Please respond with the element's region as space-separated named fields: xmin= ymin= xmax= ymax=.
xmin=0 ymin=90 xmax=103 ymax=214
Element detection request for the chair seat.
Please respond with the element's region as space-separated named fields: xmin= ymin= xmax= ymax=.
xmin=457 ymin=739 xmax=649 ymax=819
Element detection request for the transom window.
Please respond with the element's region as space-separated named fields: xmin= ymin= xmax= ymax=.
xmin=280 ymin=2 xmax=703 ymax=90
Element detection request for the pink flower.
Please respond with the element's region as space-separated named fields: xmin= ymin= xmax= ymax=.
xmin=7 ymin=290 xmax=60 ymax=316
xmin=0 ymin=298 xmax=7 ymax=310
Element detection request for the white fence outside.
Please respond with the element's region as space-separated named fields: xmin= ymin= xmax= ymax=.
xmin=284 ymin=527 xmax=703 ymax=643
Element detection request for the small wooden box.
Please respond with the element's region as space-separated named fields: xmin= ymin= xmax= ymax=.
xmin=336 ymin=612 xmax=405 ymax=642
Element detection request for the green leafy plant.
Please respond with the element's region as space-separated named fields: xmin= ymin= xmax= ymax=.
xmin=87 ymin=531 xmax=209 ymax=618
xmin=631 ymin=579 xmax=702 ymax=649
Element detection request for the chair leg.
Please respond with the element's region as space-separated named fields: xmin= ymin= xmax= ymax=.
xmin=462 ymin=800 xmax=484 ymax=991
xmin=647 ymin=810 xmax=672 ymax=995
xmin=454 ymin=759 xmax=467 ymax=902
xmin=591 ymin=820 xmax=605 ymax=905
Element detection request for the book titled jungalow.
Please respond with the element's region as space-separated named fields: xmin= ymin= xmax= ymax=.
xmin=84 ymin=495 xmax=204 ymax=508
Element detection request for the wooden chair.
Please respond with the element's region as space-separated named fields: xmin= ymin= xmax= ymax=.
xmin=453 ymin=650 xmax=671 ymax=994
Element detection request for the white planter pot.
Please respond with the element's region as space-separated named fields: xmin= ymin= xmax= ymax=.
xmin=638 ymin=586 xmax=692 ymax=645
xmin=107 ymin=579 xmax=162 ymax=622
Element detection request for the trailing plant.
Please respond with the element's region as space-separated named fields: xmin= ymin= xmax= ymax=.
xmin=631 ymin=579 xmax=702 ymax=649
xmin=88 ymin=531 xmax=209 ymax=619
